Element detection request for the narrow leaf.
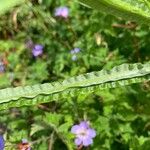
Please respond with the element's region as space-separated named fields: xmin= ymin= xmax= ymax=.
xmin=0 ymin=63 xmax=150 ymax=110
xmin=79 ymin=0 xmax=150 ymax=24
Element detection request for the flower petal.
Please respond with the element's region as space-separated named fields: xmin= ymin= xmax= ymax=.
xmin=61 ymin=7 xmax=69 ymax=18
xmin=34 ymin=44 xmax=44 ymax=51
xmin=32 ymin=44 xmax=43 ymax=57
xmin=0 ymin=135 xmax=4 ymax=150
xmin=71 ymin=125 xmax=80 ymax=134
xmin=82 ymin=138 xmax=93 ymax=147
xmin=74 ymin=138 xmax=82 ymax=146
xmin=70 ymin=50 xmax=75 ymax=54
xmin=71 ymin=55 xmax=77 ymax=61
xmin=87 ymin=128 xmax=96 ymax=138
xmin=79 ymin=121 xmax=89 ymax=129
xmin=74 ymin=48 xmax=80 ymax=53
xmin=54 ymin=6 xmax=69 ymax=18
xmin=22 ymin=138 xmax=28 ymax=144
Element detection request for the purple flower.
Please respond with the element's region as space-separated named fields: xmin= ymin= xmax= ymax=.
xmin=0 ymin=61 xmax=5 ymax=73
xmin=22 ymin=139 xmax=28 ymax=144
xmin=70 ymin=48 xmax=80 ymax=54
xmin=70 ymin=48 xmax=80 ymax=61
xmin=72 ymin=55 xmax=77 ymax=61
xmin=74 ymin=48 xmax=80 ymax=53
xmin=54 ymin=6 xmax=69 ymax=18
xmin=32 ymin=44 xmax=43 ymax=57
xmin=70 ymin=50 xmax=75 ymax=54
xmin=21 ymin=139 xmax=31 ymax=150
xmin=0 ymin=135 xmax=4 ymax=150
xmin=71 ymin=121 xmax=96 ymax=147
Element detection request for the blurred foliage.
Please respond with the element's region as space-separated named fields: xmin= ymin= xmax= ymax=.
xmin=0 ymin=0 xmax=23 ymax=15
xmin=79 ymin=0 xmax=150 ymax=24
xmin=0 ymin=0 xmax=149 ymax=149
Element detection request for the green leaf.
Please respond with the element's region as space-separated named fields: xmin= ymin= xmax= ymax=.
xmin=30 ymin=124 xmax=45 ymax=136
xmin=141 ymin=139 xmax=150 ymax=150
xmin=0 ymin=0 xmax=24 ymax=15
xmin=79 ymin=0 xmax=150 ymax=24
xmin=58 ymin=122 xmax=72 ymax=133
xmin=44 ymin=113 xmax=62 ymax=127
xmin=0 ymin=63 xmax=149 ymax=110
xmin=0 ymin=74 xmax=11 ymax=88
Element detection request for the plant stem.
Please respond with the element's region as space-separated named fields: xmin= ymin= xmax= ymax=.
xmin=77 ymin=144 xmax=83 ymax=150
xmin=48 ymin=131 xmax=55 ymax=150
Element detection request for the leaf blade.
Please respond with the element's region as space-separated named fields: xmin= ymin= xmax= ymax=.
xmin=0 ymin=63 xmax=150 ymax=110
xmin=79 ymin=0 xmax=150 ymax=24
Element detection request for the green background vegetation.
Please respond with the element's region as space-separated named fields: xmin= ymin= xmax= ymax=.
xmin=0 ymin=0 xmax=150 ymax=149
